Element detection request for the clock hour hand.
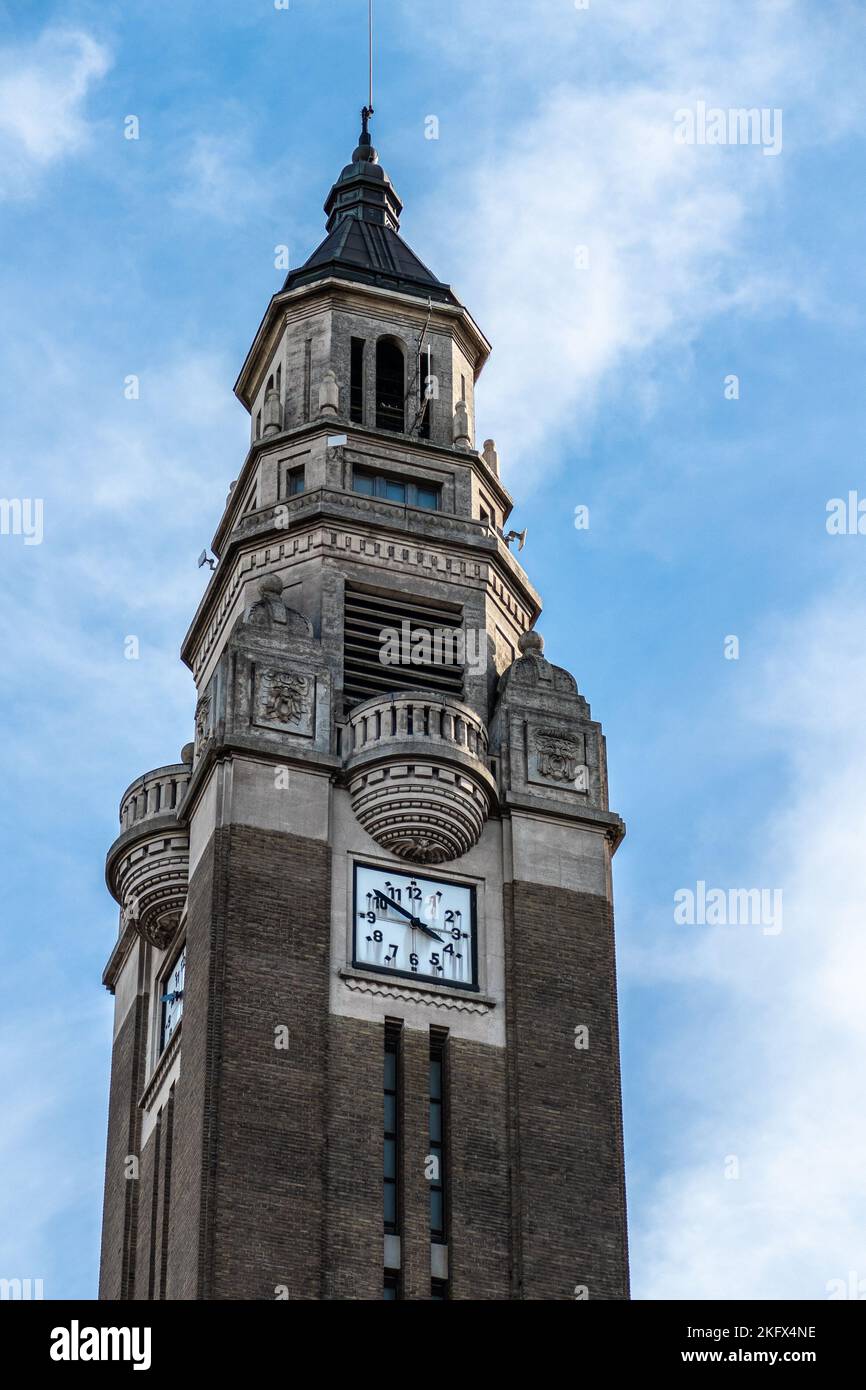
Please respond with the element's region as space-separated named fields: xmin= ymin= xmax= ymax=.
xmin=374 ymin=892 xmax=443 ymax=941
xmin=414 ymin=920 xmax=443 ymax=941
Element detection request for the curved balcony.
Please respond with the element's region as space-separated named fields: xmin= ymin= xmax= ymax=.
xmin=344 ymin=691 xmax=495 ymax=866
xmin=106 ymin=759 xmax=192 ymax=953
xmin=118 ymin=762 xmax=191 ymax=834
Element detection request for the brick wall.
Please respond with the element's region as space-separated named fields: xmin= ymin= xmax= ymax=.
xmin=322 ymin=1015 xmax=383 ymax=1299
xmin=504 ymin=881 xmax=629 ymax=1300
xmin=164 ymin=833 xmax=219 ymax=1299
xmin=103 ymin=829 xmax=628 ymax=1301
xmin=166 ymin=825 xmax=333 ymax=1299
xmin=98 ymin=992 xmax=147 ymax=1300
xmin=447 ymin=1036 xmax=512 ymax=1299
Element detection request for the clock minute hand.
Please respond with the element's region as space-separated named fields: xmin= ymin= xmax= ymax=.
xmin=375 ymin=892 xmax=443 ymax=941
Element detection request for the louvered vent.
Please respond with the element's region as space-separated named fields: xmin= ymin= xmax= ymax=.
xmin=343 ymin=586 xmax=465 ymax=709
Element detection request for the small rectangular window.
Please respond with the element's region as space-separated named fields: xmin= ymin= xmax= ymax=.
xmin=351 ymin=469 xmax=439 ymax=509
xmin=353 ymin=469 xmax=375 ymax=496
xmin=431 ymin=1279 xmax=449 ymax=1300
xmin=384 ymin=1271 xmax=400 ymax=1300
xmin=286 ymin=466 xmax=305 ymax=496
xmin=350 ymin=338 xmax=365 ymax=424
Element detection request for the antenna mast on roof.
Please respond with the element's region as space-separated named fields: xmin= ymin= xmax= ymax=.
xmin=369 ymin=0 xmax=374 ymax=112
xmin=359 ymin=1 xmax=375 ymax=156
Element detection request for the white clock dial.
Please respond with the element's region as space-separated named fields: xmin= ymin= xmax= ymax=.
xmin=353 ymin=863 xmax=477 ymax=990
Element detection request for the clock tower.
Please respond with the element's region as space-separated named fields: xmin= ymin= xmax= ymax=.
xmin=98 ymin=115 xmax=629 ymax=1301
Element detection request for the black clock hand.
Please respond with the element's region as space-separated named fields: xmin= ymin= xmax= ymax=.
xmin=374 ymin=892 xmax=443 ymax=941
xmin=416 ymin=921 xmax=444 ymax=941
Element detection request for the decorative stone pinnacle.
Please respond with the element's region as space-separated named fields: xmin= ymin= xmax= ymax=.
xmin=518 ymin=629 xmax=544 ymax=657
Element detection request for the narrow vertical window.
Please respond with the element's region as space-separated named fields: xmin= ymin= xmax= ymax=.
xmin=384 ymin=1025 xmax=401 ymax=1234
xmin=376 ymin=338 xmax=405 ymax=432
xmin=429 ymin=1032 xmax=447 ymax=1243
xmin=303 ymin=339 xmax=312 ymax=422
xmin=255 ymin=410 xmax=262 ymax=440
xmin=350 ymin=337 xmax=365 ymax=423
xmin=419 ymin=344 xmax=433 ymax=439
xmin=276 ymin=363 xmax=282 ymax=399
xmin=460 ymin=373 xmax=466 ymax=402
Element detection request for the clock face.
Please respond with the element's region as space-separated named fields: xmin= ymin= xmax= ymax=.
xmin=353 ymin=863 xmax=477 ymax=990
xmin=159 ymin=947 xmax=185 ymax=1052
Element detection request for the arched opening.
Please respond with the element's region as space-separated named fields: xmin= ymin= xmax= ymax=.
xmin=376 ymin=338 xmax=405 ymax=432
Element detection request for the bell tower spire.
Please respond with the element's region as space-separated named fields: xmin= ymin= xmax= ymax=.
xmin=97 ymin=80 xmax=629 ymax=1304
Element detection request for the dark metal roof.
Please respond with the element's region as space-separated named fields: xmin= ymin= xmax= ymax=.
xmin=284 ymin=216 xmax=456 ymax=303
xmin=282 ymin=119 xmax=458 ymax=306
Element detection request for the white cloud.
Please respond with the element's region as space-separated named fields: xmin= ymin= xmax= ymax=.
xmin=0 ymin=339 xmax=246 ymax=790
xmin=413 ymin=0 xmax=865 ymax=478
xmin=173 ymin=128 xmax=262 ymax=224
xmin=0 ymin=29 xmax=110 ymax=196
xmin=631 ymin=589 xmax=866 ymax=1298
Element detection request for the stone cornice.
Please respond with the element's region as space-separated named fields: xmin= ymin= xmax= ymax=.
xmin=177 ymin=740 xmax=341 ymax=827
xmin=503 ymin=794 xmax=626 ymax=851
xmin=182 ymin=506 xmax=540 ymax=685
xmin=102 ymin=917 xmax=138 ymax=993
xmin=211 ymin=421 xmax=513 ymax=558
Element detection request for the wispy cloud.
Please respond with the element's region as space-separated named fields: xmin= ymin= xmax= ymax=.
xmin=629 ymin=588 xmax=866 ymax=1298
xmin=173 ymin=126 xmax=264 ymax=225
xmin=415 ymin=0 xmax=865 ymax=476
xmin=0 ymin=28 xmax=110 ymax=197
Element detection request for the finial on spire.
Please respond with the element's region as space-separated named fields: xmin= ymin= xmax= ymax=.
xmin=353 ymin=104 xmax=378 ymax=164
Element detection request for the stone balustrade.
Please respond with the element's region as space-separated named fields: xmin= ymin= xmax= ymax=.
xmin=344 ymin=692 xmax=494 ymax=866
xmin=118 ymin=763 xmax=191 ymax=834
xmin=107 ymin=758 xmax=192 ymax=954
xmin=347 ymin=691 xmax=489 ymax=763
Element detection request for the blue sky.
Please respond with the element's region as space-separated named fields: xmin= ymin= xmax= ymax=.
xmin=2 ymin=0 xmax=866 ymax=1300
